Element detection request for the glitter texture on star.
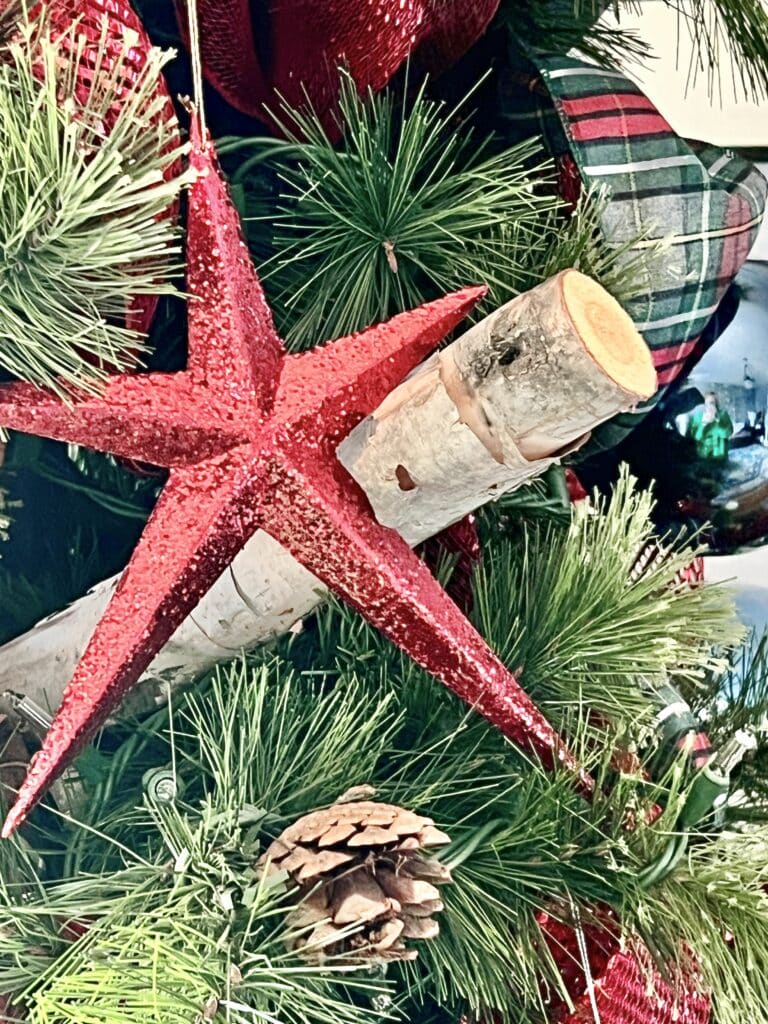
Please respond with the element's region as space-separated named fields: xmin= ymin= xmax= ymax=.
xmin=0 ymin=118 xmax=581 ymax=837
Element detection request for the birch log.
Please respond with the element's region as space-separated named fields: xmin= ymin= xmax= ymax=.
xmin=0 ymin=271 xmax=655 ymax=715
xmin=338 ymin=270 xmax=656 ymax=542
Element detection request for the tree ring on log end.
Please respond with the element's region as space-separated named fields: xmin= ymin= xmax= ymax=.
xmin=561 ymin=270 xmax=656 ymax=400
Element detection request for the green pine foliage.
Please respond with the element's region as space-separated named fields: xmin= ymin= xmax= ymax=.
xmin=637 ymin=827 xmax=768 ymax=1024
xmin=501 ymin=0 xmax=768 ymax=100
xmin=248 ymin=72 xmax=562 ymax=348
xmin=0 ymin=808 xmax=390 ymax=1024
xmin=664 ymin=0 xmax=768 ymax=99
xmin=303 ymin=471 xmax=743 ymax=731
xmin=0 ymin=11 xmax=191 ymax=395
xmin=1 ymin=474 xmax=760 ymax=1023
xmin=3 ymin=650 xmax=767 ymax=1024
xmin=512 ymin=185 xmax=667 ymax=305
xmin=500 ymin=0 xmax=651 ymax=69
xmin=473 ymin=471 xmax=744 ymax=724
xmin=224 ymin=76 xmax=660 ymax=351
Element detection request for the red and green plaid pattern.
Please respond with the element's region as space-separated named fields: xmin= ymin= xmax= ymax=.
xmin=498 ymin=57 xmax=767 ymax=449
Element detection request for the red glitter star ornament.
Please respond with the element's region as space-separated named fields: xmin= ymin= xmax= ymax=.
xmin=0 ymin=118 xmax=581 ymax=838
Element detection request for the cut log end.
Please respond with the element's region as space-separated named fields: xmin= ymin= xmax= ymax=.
xmin=561 ymin=270 xmax=656 ymax=401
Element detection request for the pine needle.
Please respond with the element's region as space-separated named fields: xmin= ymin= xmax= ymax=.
xmin=2 ymin=635 xmax=766 ymax=1023
xmin=0 ymin=677 xmax=396 ymax=1023
xmin=0 ymin=474 xmax=757 ymax=1022
xmin=0 ymin=10 xmax=192 ymax=395
xmin=659 ymin=0 xmax=768 ymax=101
xmin=501 ymin=0 xmax=768 ymax=101
xmin=249 ymin=71 xmax=560 ymax=348
xmin=474 ymin=467 xmax=744 ymax=722
xmin=493 ymin=185 xmax=667 ymax=306
xmin=499 ymin=0 xmax=652 ymax=70
xmin=635 ymin=828 xmax=768 ymax=1024
xmin=178 ymin=661 xmax=402 ymax=830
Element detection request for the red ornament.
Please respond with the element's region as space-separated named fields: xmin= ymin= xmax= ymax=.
xmin=422 ymin=514 xmax=482 ymax=613
xmin=538 ymin=908 xmax=710 ymax=1024
xmin=564 ymin=468 xmax=588 ymax=503
xmin=21 ymin=0 xmax=181 ymax=334
xmin=176 ymin=0 xmax=500 ymax=130
xmin=0 ymin=118 xmax=583 ymax=838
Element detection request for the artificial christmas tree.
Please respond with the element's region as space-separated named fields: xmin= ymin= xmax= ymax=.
xmin=0 ymin=2 xmax=768 ymax=1023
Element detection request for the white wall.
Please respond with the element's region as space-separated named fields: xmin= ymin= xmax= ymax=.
xmin=598 ymin=1 xmax=768 ymax=258
xmin=600 ymin=0 xmax=768 ymax=148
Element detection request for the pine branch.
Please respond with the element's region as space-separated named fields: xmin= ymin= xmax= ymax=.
xmin=499 ymin=0 xmax=652 ymax=70
xmin=227 ymin=77 xmax=656 ymax=349
xmin=2 ymin=850 xmax=390 ymax=1024
xmin=0 ymin=698 xmax=395 ymax=1023
xmin=0 ymin=480 xmax=752 ymax=1022
xmin=4 ymin=634 xmax=766 ymax=1023
xmin=492 ymin=185 xmax=667 ymax=306
xmin=0 ymin=659 xmax=632 ymax=1022
xmin=502 ymin=0 xmax=768 ymax=100
xmin=473 ymin=468 xmax=744 ymax=722
xmin=635 ymin=828 xmax=768 ymax=1024
xmin=658 ymin=0 xmax=768 ymax=101
xmin=0 ymin=527 xmax=103 ymax=644
xmin=244 ymin=71 xmax=560 ymax=348
xmin=0 ymin=10 xmax=192 ymax=395
xmin=178 ymin=661 xmax=403 ymax=832
xmin=529 ymin=186 xmax=667 ymax=303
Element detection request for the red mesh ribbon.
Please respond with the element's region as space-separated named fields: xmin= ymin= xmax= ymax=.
xmin=176 ymin=0 xmax=500 ymax=132
xmin=539 ymin=910 xmax=711 ymax=1024
xmin=421 ymin=514 xmax=482 ymax=613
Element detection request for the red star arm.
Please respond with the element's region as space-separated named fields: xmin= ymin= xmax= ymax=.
xmin=186 ymin=116 xmax=284 ymax=408
xmin=259 ymin=450 xmax=589 ymax=786
xmin=2 ymin=453 xmax=261 ymax=837
xmin=0 ymin=374 xmax=243 ymax=467
xmin=277 ymin=287 xmax=487 ymax=442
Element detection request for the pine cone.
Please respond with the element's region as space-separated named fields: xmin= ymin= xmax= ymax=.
xmin=629 ymin=542 xmax=704 ymax=590
xmin=260 ymin=800 xmax=452 ymax=963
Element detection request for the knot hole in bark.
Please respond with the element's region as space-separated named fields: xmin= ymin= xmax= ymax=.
xmin=395 ymin=464 xmax=417 ymax=491
xmin=498 ymin=343 xmax=522 ymax=367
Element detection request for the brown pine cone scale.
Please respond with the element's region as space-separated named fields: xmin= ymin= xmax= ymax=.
xmin=260 ymin=800 xmax=452 ymax=963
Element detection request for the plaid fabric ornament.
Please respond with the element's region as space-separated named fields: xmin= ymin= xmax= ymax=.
xmin=497 ymin=56 xmax=767 ymax=449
